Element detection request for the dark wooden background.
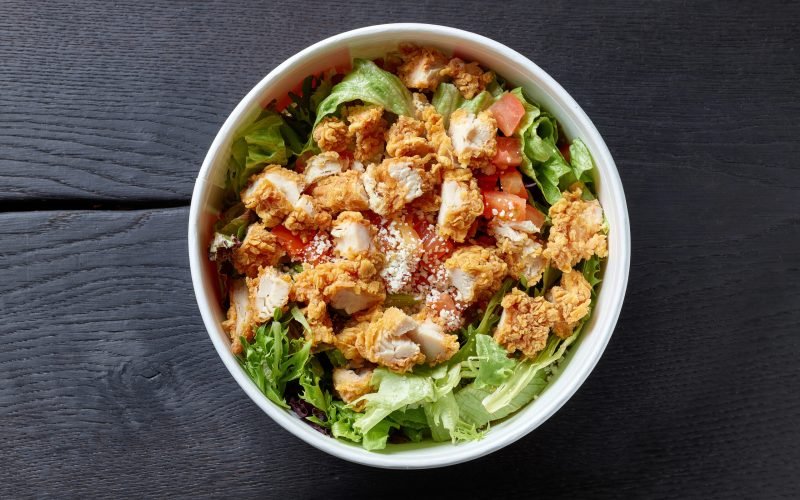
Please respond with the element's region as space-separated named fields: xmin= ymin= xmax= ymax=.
xmin=2 ymin=0 xmax=798 ymax=497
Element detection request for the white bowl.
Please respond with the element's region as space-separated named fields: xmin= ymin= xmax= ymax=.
xmin=188 ymin=23 xmax=630 ymax=469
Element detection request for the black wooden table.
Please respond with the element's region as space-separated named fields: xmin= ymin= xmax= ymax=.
xmin=3 ymin=1 xmax=798 ymax=497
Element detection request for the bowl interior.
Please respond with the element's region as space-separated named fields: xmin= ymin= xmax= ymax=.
xmin=189 ymin=24 xmax=630 ymax=469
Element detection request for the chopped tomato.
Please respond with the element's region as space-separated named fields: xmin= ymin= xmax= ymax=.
xmin=412 ymin=219 xmax=454 ymax=260
xmin=430 ymin=292 xmax=459 ymax=317
xmin=559 ymin=143 xmax=571 ymax=163
xmin=475 ymin=173 xmax=499 ymax=191
xmin=492 ymin=137 xmax=523 ymax=168
xmin=482 ymin=191 xmax=527 ymax=221
xmin=499 ymin=170 xmax=527 ymax=198
xmin=525 ymin=205 xmax=546 ymax=228
xmin=272 ymin=225 xmax=306 ymax=257
xmin=490 ymin=93 xmax=526 ymax=136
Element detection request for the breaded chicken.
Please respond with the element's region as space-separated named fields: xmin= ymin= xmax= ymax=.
xmin=356 ymin=307 xmax=426 ymax=372
xmin=334 ymin=306 xmax=384 ymax=366
xmin=362 ymin=156 xmax=429 ymax=216
xmin=420 ymin=102 xmax=457 ymax=170
xmin=407 ymin=317 xmax=460 ymax=366
xmin=437 ymin=168 xmax=484 ymax=242
xmin=232 ymin=222 xmax=285 ymax=278
xmin=293 ymin=258 xmax=385 ymax=314
xmin=330 ymin=211 xmax=375 ymax=259
xmin=302 ymin=298 xmax=335 ymax=347
xmin=397 ymin=43 xmax=448 ymax=91
xmin=548 ymin=271 xmax=592 ymax=338
xmin=333 ymin=367 xmax=374 ymax=411
xmin=489 ymin=220 xmax=546 ymax=285
xmin=222 ymin=280 xmax=252 ymax=354
xmin=240 ymin=166 xmax=294 ymax=226
xmin=345 ymin=104 xmax=387 ymax=163
xmin=283 ymin=194 xmax=332 ymax=235
xmin=310 ymin=170 xmax=370 ymax=214
xmin=246 ymin=266 xmax=292 ymax=325
xmin=313 ymin=116 xmax=349 ymax=154
xmin=385 ymin=115 xmax=433 ymax=158
xmin=448 ymin=108 xmax=498 ymax=168
xmin=444 ymin=245 xmax=508 ymax=303
xmin=440 ymin=58 xmax=494 ymax=99
xmin=494 ymin=289 xmax=558 ymax=358
xmin=304 ymin=151 xmax=347 ymax=185
xmin=544 ymin=185 xmax=608 ymax=272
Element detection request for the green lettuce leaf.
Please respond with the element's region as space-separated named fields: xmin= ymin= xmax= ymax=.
xmin=568 ymin=139 xmax=594 ymax=183
xmin=315 ymin=59 xmax=414 ymax=125
xmin=226 ymin=112 xmax=289 ymax=196
xmin=470 ymin=334 xmax=516 ymax=389
xmin=424 ymin=391 xmax=460 ymax=442
xmin=459 ymin=90 xmax=494 ymax=114
xmin=450 ymin=279 xmax=515 ymax=364
xmin=432 ymin=82 xmax=463 ymax=127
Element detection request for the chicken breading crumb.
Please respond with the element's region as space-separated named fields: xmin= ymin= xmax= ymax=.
xmin=362 ymin=156 xmax=431 ymax=216
xmin=232 ymin=222 xmax=286 ymax=277
xmin=420 ymin=102 xmax=457 ymax=170
xmin=544 ymin=185 xmax=608 ymax=272
xmin=313 ymin=116 xmax=350 ymax=154
xmin=440 ymin=57 xmax=494 ymax=99
xmin=385 ymin=115 xmax=433 ymax=158
xmin=283 ymin=194 xmax=332 ymax=235
xmin=494 ymin=289 xmax=559 ymax=358
xmin=302 ymin=298 xmax=335 ymax=347
xmin=437 ymin=168 xmax=484 ymax=242
xmin=444 ymin=245 xmax=508 ymax=303
xmin=397 ymin=43 xmax=448 ymax=91
xmin=310 ymin=170 xmax=370 ymax=215
xmin=345 ymin=104 xmax=387 ymax=163
xmin=548 ymin=271 xmax=592 ymax=338
xmin=240 ymin=167 xmax=294 ymax=227
xmin=355 ymin=307 xmax=426 ymax=372
xmin=448 ymin=108 xmax=497 ymax=168
xmin=334 ymin=306 xmax=384 ymax=366
xmin=246 ymin=266 xmax=292 ymax=325
xmin=222 ymin=280 xmax=252 ymax=355
xmin=332 ymin=367 xmax=374 ymax=411
xmin=293 ymin=258 xmax=385 ymax=315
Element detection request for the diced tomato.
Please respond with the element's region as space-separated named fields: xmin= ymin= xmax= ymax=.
xmin=475 ymin=173 xmax=499 ymax=191
xmin=430 ymin=292 xmax=459 ymax=317
xmin=499 ymin=170 xmax=527 ymax=198
xmin=492 ymin=137 xmax=523 ymax=168
xmin=490 ymin=93 xmax=526 ymax=136
xmin=482 ymin=191 xmax=527 ymax=221
xmin=559 ymin=143 xmax=571 ymax=163
xmin=272 ymin=225 xmax=306 ymax=257
xmin=525 ymin=205 xmax=546 ymax=228
xmin=412 ymin=219 xmax=454 ymax=261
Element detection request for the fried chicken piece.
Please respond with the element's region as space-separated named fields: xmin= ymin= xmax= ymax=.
xmin=437 ymin=168 xmax=484 ymax=242
xmin=334 ymin=306 xmax=384 ymax=366
xmin=304 ymin=151 xmax=347 ymax=185
xmin=385 ymin=115 xmax=433 ymax=158
xmin=330 ymin=211 xmax=375 ymax=259
xmin=345 ymin=104 xmax=387 ymax=163
xmin=444 ymin=245 xmax=507 ymax=303
xmin=246 ymin=266 xmax=292 ymax=325
xmin=241 ymin=166 xmax=306 ymax=226
xmin=440 ymin=57 xmax=494 ymax=99
xmin=293 ymin=258 xmax=385 ymax=315
xmin=362 ymin=156 xmax=429 ymax=216
xmin=489 ymin=220 xmax=547 ymax=285
xmin=232 ymin=222 xmax=285 ymax=278
xmin=420 ymin=101 xmax=457 ymax=170
xmin=310 ymin=170 xmax=370 ymax=214
xmin=356 ymin=307 xmax=426 ymax=373
xmin=222 ymin=280 xmax=252 ymax=354
xmin=333 ymin=367 xmax=374 ymax=411
xmin=448 ymin=108 xmax=497 ymax=168
xmin=397 ymin=43 xmax=448 ymax=91
xmin=547 ymin=271 xmax=592 ymax=338
xmin=494 ymin=289 xmax=559 ymax=358
xmin=543 ymin=185 xmax=608 ymax=272
xmin=302 ymin=298 xmax=335 ymax=347
xmin=313 ymin=116 xmax=349 ymax=154
xmin=407 ymin=317 xmax=459 ymax=366
xmin=283 ymin=194 xmax=332 ymax=235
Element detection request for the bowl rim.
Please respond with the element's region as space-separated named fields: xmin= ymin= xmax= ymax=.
xmin=188 ymin=22 xmax=630 ymax=469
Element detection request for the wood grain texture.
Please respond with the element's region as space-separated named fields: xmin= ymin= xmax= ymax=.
xmin=0 ymin=207 xmax=798 ymax=498
xmin=1 ymin=0 xmax=799 ymax=497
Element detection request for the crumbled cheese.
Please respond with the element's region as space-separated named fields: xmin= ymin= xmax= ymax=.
xmin=304 ymin=232 xmax=333 ymax=264
xmin=377 ymin=220 xmax=420 ymax=293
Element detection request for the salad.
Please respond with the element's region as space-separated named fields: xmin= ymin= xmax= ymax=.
xmin=208 ymin=44 xmax=608 ymax=450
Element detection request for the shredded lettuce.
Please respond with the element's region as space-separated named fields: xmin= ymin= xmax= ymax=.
xmin=431 ymin=82 xmax=463 ymax=126
xmin=459 ymin=90 xmax=494 ymax=114
xmin=467 ymin=334 xmax=516 ymax=389
xmin=315 ymin=59 xmax=414 ymax=125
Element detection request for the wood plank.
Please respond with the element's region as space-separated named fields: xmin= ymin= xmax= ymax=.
xmin=0 ymin=207 xmax=798 ymax=497
xmin=1 ymin=0 xmax=798 ymax=201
